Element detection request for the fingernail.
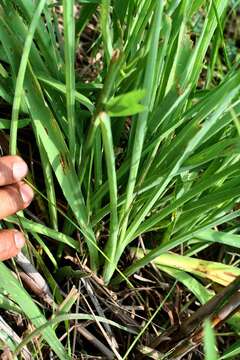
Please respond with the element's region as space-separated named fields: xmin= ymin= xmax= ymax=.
xmin=13 ymin=162 xmax=28 ymax=181
xmin=19 ymin=183 xmax=34 ymax=205
xmin=14 ymin=232 xmax=25 ymax=249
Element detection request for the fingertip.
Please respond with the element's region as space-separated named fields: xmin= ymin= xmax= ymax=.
xmin=13 ymin=160 xmax=28 ymax=181
xmin=14 ymin=231 xmax=25 ymax=249
xmin=0 ymin=230 xmax=25 ymax=261
xmin=19 ymin=182 xmax=34 ymax=207
xmin=0 ymin=156 xmax=28 ymax=185
xmin=0 ymin=182 xmax=34 ymax=220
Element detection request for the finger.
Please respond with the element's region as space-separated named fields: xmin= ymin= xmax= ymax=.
xmin=0 ymin=229 xmax=25 ymax=261
xmin=0 ymin=181 xmax=34 ymax=220
xmin=0 ymin=156 xmax=28 ymax=186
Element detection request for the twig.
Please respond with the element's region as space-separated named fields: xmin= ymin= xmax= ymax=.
xmin=80 ymin=281 xmax=122 ymax=360
xmin=15 ymin=252 xmax=54 ymax=306
xmin=82 ymin=278 xmax=119 ymax=349
xmin=77 ymin=325 xmax=115 ymax=360
xmin=145 ymin=276 xmax=240 ymax=359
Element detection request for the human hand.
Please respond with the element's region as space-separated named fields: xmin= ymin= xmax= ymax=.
xmin=0 ymin=156 xmax=34 ymax=260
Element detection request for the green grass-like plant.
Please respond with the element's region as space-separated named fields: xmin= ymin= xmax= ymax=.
xmin=0 ymin=0 xmax=240 ymax=358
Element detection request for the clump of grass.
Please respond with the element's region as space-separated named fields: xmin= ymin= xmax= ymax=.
xmin=0 ymin=0 xmax=240 ymax=358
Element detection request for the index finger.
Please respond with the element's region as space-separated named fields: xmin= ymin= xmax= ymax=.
xmin=0 ymin=156 xmax=28 ymax=186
